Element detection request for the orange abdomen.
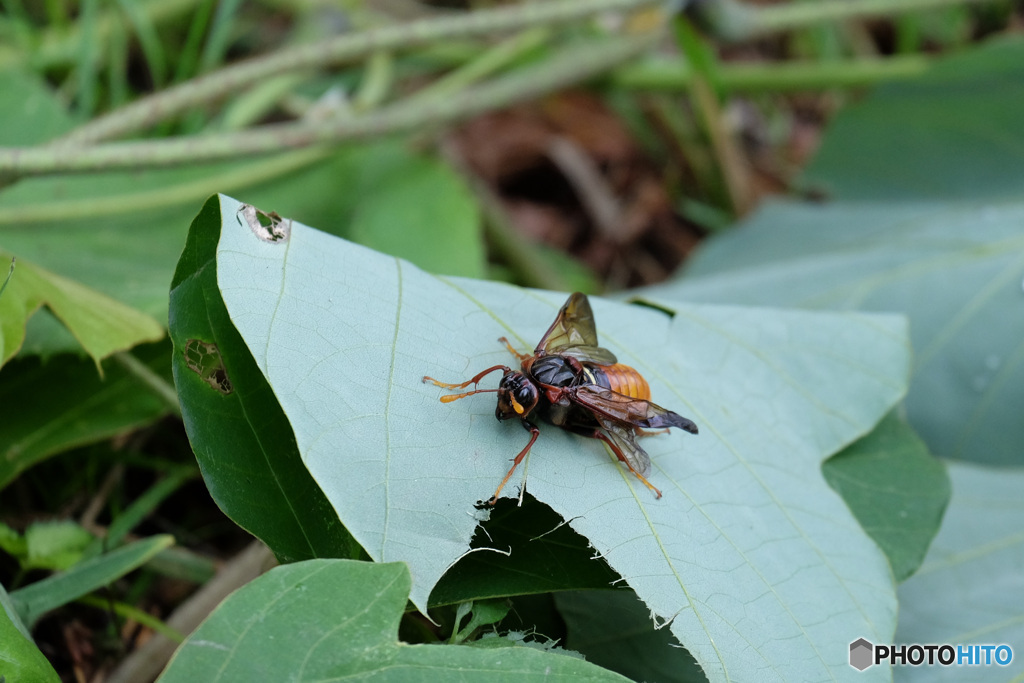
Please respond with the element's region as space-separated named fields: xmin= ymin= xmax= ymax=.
xmin=587 ymin=363 xmax=651 ymax=400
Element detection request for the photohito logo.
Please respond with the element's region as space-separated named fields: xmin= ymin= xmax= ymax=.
xmin=849 ymin=638 xmax=1013 ymax=671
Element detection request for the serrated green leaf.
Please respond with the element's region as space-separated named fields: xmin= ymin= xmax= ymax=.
xmin=10 ymin=534 xmax=174 ymax=627
xmin=823 ymin=413 xmax=950 ymax=582
xmin=157 ymin=559 xmax=629 ymax=682
xmin=802 ymin=37 xmax=1024 ymax=201
xmin=647 ymin=199 xmax=1024 ymax=468
xmin=0 ymin=341 xmax=175 ymax=490
xmin=0 ymin=248 xmax=164 ymax=366
xmin=200 ymin=194 xmax=910 ymax=681
xmin=895 ymin=462 xmax=1024 ymax=682
xmin=0 ymin=583 xmax=60 ymax=683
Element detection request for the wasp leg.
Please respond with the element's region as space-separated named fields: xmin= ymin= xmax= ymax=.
xmin=487 ymin=420 xmax=540 ymax=506
xmin=423 ymin=365 xmax=510 ymax=402
xmin=594 ymin=431 xmax=663 ymax=499
xmin=497 ymin=337 xmax=531 ymax=362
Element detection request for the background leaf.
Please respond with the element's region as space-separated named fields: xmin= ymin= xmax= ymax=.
xmin=895 ymin=462 xmax=1024 ymax=681
xmin=9 ymin=534 xmax=173 ymax=627
xmin=0 ymin=583 xmax=61 ymax=683
xmin=203 ymin=193 xmax=911 ymax=681
xmin=0 ymin=249 xmax=164 ymax=366
xmin=823 ymin=413 xmax=950 ymax=582
xmin=10 ymin=520 xmax=94 ymax=571
xmin=558 ymin=588 xmax=706 ymax=683
xmin=157 ymin=559 xmax=630 ymax=682
xmin=646 ymin=199 xmax=1024 ymax=467
xmin=430 ymin=493 xmax=619 ymax=607
xmin=0 ymin=69 xmax=75 ymax=144
xmin=0 ymin=341 xmax=175 ymax=490
xmin=347 ymin=149 xmax=484 ymax=279
xmin=802 ymin=37 xmax=1024 ymax=201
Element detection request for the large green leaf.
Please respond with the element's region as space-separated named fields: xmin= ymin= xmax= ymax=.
xmin=895 ymin=462 xmax=1024 ymax=682
xmin=648 ymin=199 xmax=1024 ymax=467
xmin=193 ymin=194 xmax=910 ymax=681
xmin=802 ymin=36 xmax=1024 ymax=201
xmin=158 ymin=559 xmax=629 ymax=682
xmin=169 ymin=198 xmax=361 ymax=563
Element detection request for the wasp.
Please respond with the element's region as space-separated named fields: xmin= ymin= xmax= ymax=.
xmin=423 ymin=293 xmax=698 ymax=505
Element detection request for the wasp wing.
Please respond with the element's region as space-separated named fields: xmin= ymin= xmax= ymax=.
xmin=535 ymin=293 xmax=618 ymax=364
xmin=592 ymin=415 xmax=651 ymax=477
xmin=556 ymin=345 xmax=618 ymax=365
xmin=572 ymin=385 xmax=699 ymax=434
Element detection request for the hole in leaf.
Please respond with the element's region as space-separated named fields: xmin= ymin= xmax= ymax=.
xmin=237 ymin=203 xmax=291 ymax=242
xmin=183 ymin=339 xmax=233 ymax=394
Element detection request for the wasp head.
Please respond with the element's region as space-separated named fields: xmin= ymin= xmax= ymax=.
xmin=496 ymin=371 xmax=539 ymax=421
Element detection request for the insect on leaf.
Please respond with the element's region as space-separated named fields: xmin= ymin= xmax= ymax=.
xmin=195 ymin=194 xmax=910 ymax=682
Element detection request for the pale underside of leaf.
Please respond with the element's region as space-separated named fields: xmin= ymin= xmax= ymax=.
xmin=215 ymin=195 xmax=909 ymax=682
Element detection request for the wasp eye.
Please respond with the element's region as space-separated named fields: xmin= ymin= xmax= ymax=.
xmin=516 ymin=386 xmax=534 ymax=404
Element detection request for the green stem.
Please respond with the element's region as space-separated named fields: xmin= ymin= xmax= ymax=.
xmin=698 ymin=0 xmax=996 ymax=41
xmin=76 ymin=594 xmax=186 ymax=643
xmin=56 ymin=0 xmax=661 ymax=145
xmin=353 ymin=51 xmax=395 ymax=112
xmin=613 ymin=53 xmax=931 ymax=92
xmin=405 ymin=26 xmax=552 ymax=107
xmin=0 ymin=148 xmax=330 ymax=224
xmin=1 ymin=34 xmax=657 ymax=176
xmin=84 ymin=469 xmax=193 ymax=559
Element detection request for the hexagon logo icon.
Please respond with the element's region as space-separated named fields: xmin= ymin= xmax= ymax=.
xmin=850 ymin=638 xmax=874 ymax=671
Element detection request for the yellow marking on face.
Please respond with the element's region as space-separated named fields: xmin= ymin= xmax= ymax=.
xmin=511 ymin=395 xmax=525 ymax=414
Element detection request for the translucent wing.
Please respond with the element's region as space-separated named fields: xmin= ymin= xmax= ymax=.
xmin=595 ymin=415 xmax=652 ymax=477
xmin=535 ymin=293 xmax=617 ymax=364
xmin=572 ymin=385 xmax=699 ymax=434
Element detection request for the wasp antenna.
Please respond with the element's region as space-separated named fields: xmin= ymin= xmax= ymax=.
xmin=424 ymin=364 xmax=510 ymax=391
xmin=439 ymin=388 xmax=498 ymax=403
